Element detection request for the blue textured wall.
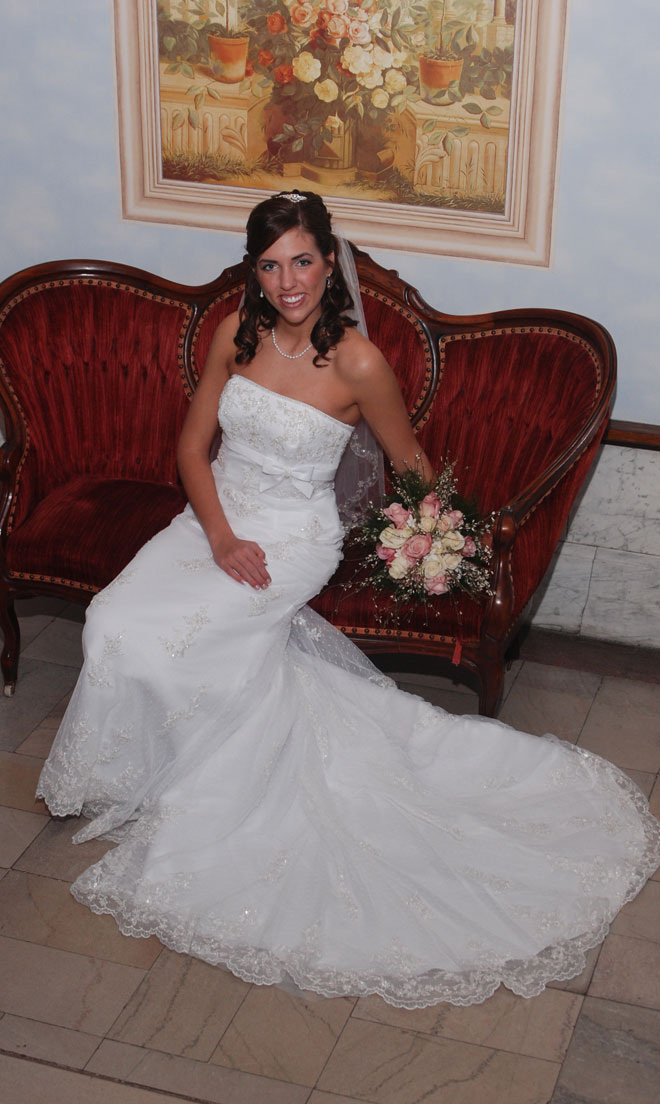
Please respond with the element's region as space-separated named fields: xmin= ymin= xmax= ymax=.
xmin=1 ymin=0 xmax=659 ymax=421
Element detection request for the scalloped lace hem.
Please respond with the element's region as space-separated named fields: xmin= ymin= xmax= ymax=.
xmin=70 ymin=861 xmax=652 ymax=1010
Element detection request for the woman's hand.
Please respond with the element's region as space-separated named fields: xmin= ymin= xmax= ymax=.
xmin=212 ymin=534 xmax=271 ymax=590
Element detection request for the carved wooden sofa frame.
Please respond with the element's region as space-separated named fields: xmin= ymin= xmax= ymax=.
xmin=0 ymin=252 xmax=615 ymax=714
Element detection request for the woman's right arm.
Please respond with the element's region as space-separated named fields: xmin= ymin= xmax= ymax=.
xmin=176 ymin=314 xmax=270 ymax=589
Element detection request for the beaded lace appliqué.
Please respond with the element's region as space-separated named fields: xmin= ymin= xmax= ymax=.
xmin=160 ymin=607 xmax=210 ymax=658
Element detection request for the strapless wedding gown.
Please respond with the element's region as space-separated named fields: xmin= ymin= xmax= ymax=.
xmin=37 ymin=375 xmax=660 ymax=1008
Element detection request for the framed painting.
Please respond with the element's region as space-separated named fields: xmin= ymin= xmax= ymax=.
xmin=114 ymin=0 xmax=568 ymax=264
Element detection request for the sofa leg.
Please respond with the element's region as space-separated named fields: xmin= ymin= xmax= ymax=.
xmin=478 ymin=646 xmax=504 ymax=717
xmin=0 ymin=590 xmax=20 ymax=695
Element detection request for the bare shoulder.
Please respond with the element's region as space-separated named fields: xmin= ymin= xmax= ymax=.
xmin=335 ymin=327 xmax=392 ymax=390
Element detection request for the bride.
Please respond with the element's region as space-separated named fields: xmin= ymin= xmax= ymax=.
xmin=37 ymin=190 xmax=660 ymax=1009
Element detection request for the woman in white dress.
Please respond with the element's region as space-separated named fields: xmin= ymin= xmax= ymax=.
xmin=37 ymin=190 xmax=660 ymax=1009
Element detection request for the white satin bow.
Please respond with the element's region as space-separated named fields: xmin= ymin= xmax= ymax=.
xmin=226 ymin=439 xmax=336 ymax=497
xmin=259 ymin=459 xmax=321 ymax=498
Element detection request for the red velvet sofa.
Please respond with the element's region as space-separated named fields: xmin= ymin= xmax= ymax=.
xmin=0 ymin=252 xmax=615 ymax=713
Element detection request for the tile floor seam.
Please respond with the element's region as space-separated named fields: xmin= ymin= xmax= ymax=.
xmin=0 ymin=1047 xmax=238 ymax=1104
xmin=310 ymin=1000 xmax=360 ymax=1092
xmin=350 ymin=1010 xmax=586 ymax=1064
xmin=82 ymin=1030 xmax=107 ymax=1074
xmin=211 ymin=979 xmax=254 ymax=1053
xmin=0 ymin=929 xmax=152 ymax=974
xmin=207 ymin=1039 xmax=317 ymax=1088
xmin=583 ymin=989 xmax=660 ymax=1016
xmin=3 ymin=822 xmax=50 ymax=871
xmin=102 ymin=947 xmax=170 ymax=1043
xmin=315 ymin=1011 xmax=565 ymax=1099
xmin=574 ymin=673 xmax=604 ymax=747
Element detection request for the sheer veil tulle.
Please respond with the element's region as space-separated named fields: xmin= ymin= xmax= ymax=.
xmin=333 ymin=237 xmax=385 ymax=526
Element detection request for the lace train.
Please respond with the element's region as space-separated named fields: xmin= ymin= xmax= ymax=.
xmin=38 ymin=376 xmax=660 ymax=1008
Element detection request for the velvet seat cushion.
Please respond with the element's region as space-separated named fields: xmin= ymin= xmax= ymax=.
xmin=7 ymin=476 xmax=187 ymax=590
xmin=310 ymin=546 xmax=486 ymax=644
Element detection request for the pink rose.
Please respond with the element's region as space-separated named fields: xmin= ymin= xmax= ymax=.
xmin=290 ymin=3 xmax=315 ymax=28
xmin=462 ymin=536 xmax=477 ymax=558
xmin=424 ymin=574 xmax=449 ymax=595
xmin=419 ymin=491 xmax=441 ymax=519
xmin=382 ymin=502 xmax=412 ymax=529
xmin=446 ymin=509 xmax=464 ymax=528
xmin=317 ymin=11 xmax=350 ymax=41
xmin=376 ymin=542 xmax=396 ymax=563
xmin=348 ymin=18 xmax=371 ymax=44
xmin=402 ymin=532 xmax=433 ymax=561
xmin=326 ymin=0 xmax=348 ymax=12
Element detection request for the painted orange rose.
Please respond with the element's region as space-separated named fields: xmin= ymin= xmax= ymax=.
xmin=266 ymin=12 xmax=287 ymax=33
xmin=273 ymin=64 xmax=295 ymax=84
xmin=258 ymin=49 xmax=275 ymax=67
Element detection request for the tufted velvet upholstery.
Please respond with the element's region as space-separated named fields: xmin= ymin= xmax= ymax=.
xmin=0 ymin=253 xmax=615 ymax=711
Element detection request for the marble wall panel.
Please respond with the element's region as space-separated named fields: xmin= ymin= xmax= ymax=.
xmin=581 ymin=547 xmax=660 ymax=649
xmin=528 ymin=543 xmax=596 ymax=634
xmin=567 ymin=446 xmax=660 ymax=556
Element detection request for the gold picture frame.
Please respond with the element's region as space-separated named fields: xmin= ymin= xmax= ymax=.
xmin=114 ymin=0 xmax=568 ymax=265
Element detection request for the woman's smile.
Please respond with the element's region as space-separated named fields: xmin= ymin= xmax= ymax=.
xmin=257 ymin=226 xmax=333 ymax=328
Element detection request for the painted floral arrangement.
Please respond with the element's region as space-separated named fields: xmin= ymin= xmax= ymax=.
xmin=349 ymin=463 xmax=493 ymax=616
xmin=245 ymin=0 xmax=418 ymax=161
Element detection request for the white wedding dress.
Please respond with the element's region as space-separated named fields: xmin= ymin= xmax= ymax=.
xmin=37 ymin=374 xmax=660 ymax=1008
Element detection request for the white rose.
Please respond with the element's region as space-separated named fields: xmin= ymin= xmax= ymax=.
xmin=358 ymin=64 xmax=384 ymax=89
xmin=372 ymin=45 xmax=393 ymax=70
xmin=379 ymin=524 xmax=415 ymax=549
xmin=341 ymin=44 xmax=373 ymax=76
xmin=442 ymin=530 xmax=466 ymax=552
xmin=423 ymin=550 xmax=445 ymax=578
xmin=419 ymin=516 xmax=437 ymax=533
xmin=385 ymin=68 xmax=407 ymax=93
xmin=292 ymin=51 xmax=322 ymax=83
xmin=389 ymin=553 xmax=413 ymax=579
xmin=440 ymin=552 xmax=462 ymax=571
xmin=314 ymin=78 xmax=339 ymax=102
xmin=371 ymin=88 xmax=389 ymax=110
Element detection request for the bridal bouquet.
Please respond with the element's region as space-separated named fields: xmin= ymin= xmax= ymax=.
xmin=350 ymin=463 xmax=493 ymax=613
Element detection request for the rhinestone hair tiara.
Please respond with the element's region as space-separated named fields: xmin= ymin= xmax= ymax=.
xmin=278 ymin=191 xmax=306 ymax=204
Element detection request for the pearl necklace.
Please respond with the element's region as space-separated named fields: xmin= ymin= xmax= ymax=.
xmin=271 ymin=328 xmax=313 ymax=360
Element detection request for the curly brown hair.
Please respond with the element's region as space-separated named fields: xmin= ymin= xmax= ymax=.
xmin=234 ymin=190 xmax=357 ymax=367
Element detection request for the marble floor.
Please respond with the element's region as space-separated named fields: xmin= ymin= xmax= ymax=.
xmin=1 ymin=598 xmax=659 ymax=1104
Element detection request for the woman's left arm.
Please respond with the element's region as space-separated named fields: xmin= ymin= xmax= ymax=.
xmin=345 ymin=343 xmax=436 ymax=482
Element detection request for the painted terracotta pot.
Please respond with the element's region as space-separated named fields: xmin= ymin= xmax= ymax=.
xmin=208 ymin=34 xmax=249 ymax=83
xmin=419 ymin=56 xmax=464 ymax=103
